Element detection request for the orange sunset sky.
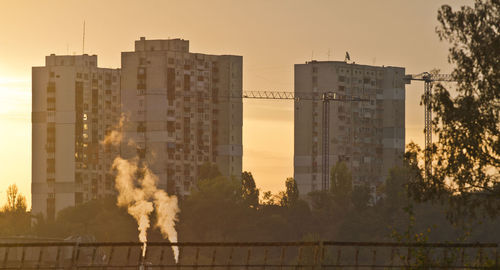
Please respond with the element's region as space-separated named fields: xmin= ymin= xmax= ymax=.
xmin=0 ymin=0 xmax=468 ymax=207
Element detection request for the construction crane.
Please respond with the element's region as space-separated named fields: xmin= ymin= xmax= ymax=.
xmin=237 ymin=91 xmax=369 ymax=191
xmin=150 ymin=72 xmax=453 ymax=188
xmin=403 ymin=72 xmax=455 ymax=175
xmin=147 ymin=90 xmax=367 ymax=191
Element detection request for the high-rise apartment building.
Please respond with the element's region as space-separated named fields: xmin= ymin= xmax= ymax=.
xmin=294 ymin=61 xmax=406 ymax=196
xmin=120 ymin=38 xmax=242 ymax=195
xmin=32 ymin=38 xmax=242 ymax=219
xmin=32 ymin=54 xmax=121 ymax=219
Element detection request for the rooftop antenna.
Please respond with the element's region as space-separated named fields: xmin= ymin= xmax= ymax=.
xmin=82 ymin=20 xmax=86 ymax=54
xmin=345 ymin=51 xmax=351 ymax=62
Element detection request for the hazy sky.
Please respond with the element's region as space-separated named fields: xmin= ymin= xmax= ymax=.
xmin=0 ymin=0 xmax=471 ymax=207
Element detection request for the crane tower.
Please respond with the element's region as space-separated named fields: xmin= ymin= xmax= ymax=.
xmin=403 ymin=72 xmax=455 ymax=175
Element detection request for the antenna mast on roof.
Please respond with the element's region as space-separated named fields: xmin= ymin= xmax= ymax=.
xmin=345 ymin=51 xmax=351 ymax=62
xmin=82 ymin=21 xmax=86 ymax=54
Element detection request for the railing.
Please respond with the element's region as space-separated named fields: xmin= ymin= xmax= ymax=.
xmin=0 ymin=241 xmax=497 ymax=269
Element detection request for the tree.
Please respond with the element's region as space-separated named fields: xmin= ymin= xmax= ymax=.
xmin=410 ymin=0 xmax=500 ymax=218
xmin=351 ymin=184 xmax=371 ymax=212
xmin=198 ymin=162 xmax=222 ymax=181
xmin=179 ymin=174 xmax=253 ymax=241
xmin=0 ymin=184 xmax=30 ymax=236
xmin=260 ymin=191 xmax=286 ymax=207
xmin=330 ymin=161 xmax=353 ymax=207
xmin=386 ymin=143 xmax=423 ymax=210
xmin=241 ymin=171 xmax=259 ymax=208
xmin=32 ymin=197 xmax=139 ymax=241
xmin=3 ymin=184 xmax=27 ymax=212
xmin=385 ymin=167 xmax=411 ymax=209
xmin=280 ymin=177 xmax=299 ymax=207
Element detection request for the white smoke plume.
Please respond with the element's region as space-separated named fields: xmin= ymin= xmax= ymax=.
xmin=104 ymin=117 xmax=180 ymax=262
xmin=112 ymin=157 xmax=155 ymax=257
xmin=102 ymin=114 xmax=125 ymax=147
xmin=154 ymin=189 xmax=179 ymax=260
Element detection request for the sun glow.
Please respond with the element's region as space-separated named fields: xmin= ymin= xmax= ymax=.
xmin=0 ymin=78 xmax=31 ymax=116
xmin=0 ymin=73 xmax=32 ymax=208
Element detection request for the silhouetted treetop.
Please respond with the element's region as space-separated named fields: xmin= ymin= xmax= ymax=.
xmin=410 ymin=0 xmax=500 ymax=219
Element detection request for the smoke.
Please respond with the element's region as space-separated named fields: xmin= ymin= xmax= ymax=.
xmin=154 ymin=189 xmax=179 ymax=260
xmin=112 ymin=157 xmax=155 ymax=257
xmin=104 ymin=115 xmax=180 ymax=262
xmin=102 ymin=115 xmax=125 ymax=147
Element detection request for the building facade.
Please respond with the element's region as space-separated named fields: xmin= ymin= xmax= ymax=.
xmin=32 ymin=54 xmax=121 ymax=219
xmin=294 ymin=61 xmax=406 ymax=196
xmin=32 ymin=38 xmax=242 ymax=218
xmin=120 ymin=38 xmax=242 ymax=195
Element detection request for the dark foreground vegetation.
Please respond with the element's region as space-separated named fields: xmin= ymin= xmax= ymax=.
xmin=1 ymin=157 xmax=499 ymax=244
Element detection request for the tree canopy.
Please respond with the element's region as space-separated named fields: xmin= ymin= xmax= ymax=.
xmin=280 ymin=177 xmax=299 ymax=207
xmin=3 ymin=184 xmax=27 ymax=213
xmin=330 ymin=161 xmax=353 ymax=207
xmin=409 ymin=0 xmax=500 ymax=219
xmin=241 ymin=171 xmax=259 ymax=208
xmin=0 ymin=184 xmax=30 ymax=236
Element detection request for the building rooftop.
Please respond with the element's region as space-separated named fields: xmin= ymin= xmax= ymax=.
xmin=134 ymin=37 xmax=189 ymax=52
xmin=300 ymin=60 xmax=404 ymax=69
xmin=45 ymin=54 xmax=98 ymax=67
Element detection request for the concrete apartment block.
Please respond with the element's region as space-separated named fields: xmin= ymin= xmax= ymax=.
xmin=120 ymin=38 xmax=242 ymax=196
xmin=294 ymin=61 xmax=406 ymax=197
xmin=32 ymin=54 xmax=121 ymax=219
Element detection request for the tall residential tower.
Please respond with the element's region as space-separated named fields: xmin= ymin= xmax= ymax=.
xmin=32 ymin=54 xmax=121 ymax=219
xmin=294 ymin=61 xmax=406 ymax=196
xmin=120 ymin=38 xmax=242 ymax=195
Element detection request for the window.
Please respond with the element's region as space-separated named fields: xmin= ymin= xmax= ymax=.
xmin=47 ymin=159 xmax=55 ymax=173
xmin=184 ymin=75 xmax=190 ymax=91
xmin=47 ymin=97 xmax=56 ymax=111
xmin=47 ymin=82 xmax=56 ymax=93
xmin=75 ymin=192 xmax=83 ymax=205
xmin=137 ymin=68 xmax=147 ymax=90
xmin=137 ymin=122 xmax=146 ymax=133
xmin=47 ymin=195 xmax=55 ymax=220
